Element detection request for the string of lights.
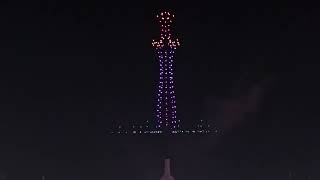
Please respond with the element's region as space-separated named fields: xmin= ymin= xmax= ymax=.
xmin=109 ymin=119 xmax=217 ymax=135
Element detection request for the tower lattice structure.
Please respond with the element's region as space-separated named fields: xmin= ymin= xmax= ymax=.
xmin=152 ymin=11 xmax=181 ymax=133
xmin=108 ymin=11 xmax=214 ymax=135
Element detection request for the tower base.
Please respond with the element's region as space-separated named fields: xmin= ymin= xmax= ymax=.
xmin=160 ymin=158 xmax=175 ymax=180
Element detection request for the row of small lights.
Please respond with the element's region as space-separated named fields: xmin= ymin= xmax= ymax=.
xmin=114 ymin=119 xmax=212 ymax=131
xmin=117 ymin=124 xmax=210 ymax=129
xmin=109 ymin=130 xmax=214 ymax=134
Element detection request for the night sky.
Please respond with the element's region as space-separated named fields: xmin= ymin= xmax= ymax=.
xmin=0 ymin=1 xmax=320 ymax=180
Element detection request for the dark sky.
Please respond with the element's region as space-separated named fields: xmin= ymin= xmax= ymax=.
xmin=0 ymin=1 xmax=320 ymax=180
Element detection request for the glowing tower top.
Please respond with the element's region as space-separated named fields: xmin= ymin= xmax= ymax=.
xmin=152 ymin=12 xmax=180 ymax=49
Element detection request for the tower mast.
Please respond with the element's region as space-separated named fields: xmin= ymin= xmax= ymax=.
xmin=152 ymin=11 xmax=180 ymax=180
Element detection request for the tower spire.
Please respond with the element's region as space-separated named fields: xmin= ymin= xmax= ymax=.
xmin=160 ymin=158 xmax=174 ymax=180
xmin=289 ymin=170 xmax=293 ymax=180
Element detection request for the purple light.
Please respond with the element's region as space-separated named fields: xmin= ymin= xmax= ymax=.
xmin=152 ymin=12 xmax=180 ymax=133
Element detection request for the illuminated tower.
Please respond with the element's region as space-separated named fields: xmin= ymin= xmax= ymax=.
xmin=152 ymin=11 xmax=181 ymax=133
xmin=109 ymin=11 xmax=214 ymax=136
